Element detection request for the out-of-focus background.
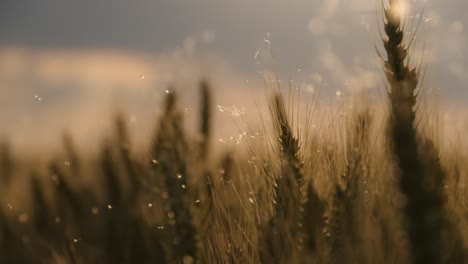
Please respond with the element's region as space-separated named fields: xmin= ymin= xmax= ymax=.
xmin=0 ymin=0 xmax=466 ymax=152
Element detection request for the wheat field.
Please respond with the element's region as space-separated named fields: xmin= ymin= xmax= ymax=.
xmin=0 ymin=1 xmax=467 ymax=264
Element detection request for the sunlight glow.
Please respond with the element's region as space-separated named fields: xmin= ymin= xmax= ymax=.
xmin=389 ymin=0 xmax=411 ymax=21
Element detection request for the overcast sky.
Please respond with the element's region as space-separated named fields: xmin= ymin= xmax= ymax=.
xmin=0 ymin=0 xmax=467 ymax=151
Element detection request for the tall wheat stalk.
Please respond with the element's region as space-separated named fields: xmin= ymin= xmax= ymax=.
xmin=152 ymin=91 xmax=198 ymax=263
xmin=0 ymin=142 xmax=13 ymax=185
xmin=380 ymin=1 xmax=465 ymax=262
xmin=259 ymin=93 xmax=302 ymax=263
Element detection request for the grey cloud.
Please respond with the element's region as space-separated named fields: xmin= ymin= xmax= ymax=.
xmin=1 ymin=0 xmax=468 ymax=151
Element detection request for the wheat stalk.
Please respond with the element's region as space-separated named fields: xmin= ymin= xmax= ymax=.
xmin=380 ymin=1 xmax=466 ymax=262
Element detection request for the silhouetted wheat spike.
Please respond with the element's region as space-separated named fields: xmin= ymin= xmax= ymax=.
xmin=115 ymin=117 xmax=159 ymax=264
xmin=197 ymin=83 xmax=217 ymax=259
xmin=31 ymin=175 xmax=52 ymax=239
xmin=199 ymin=80 xmax=212 ymax=161
xmin=383 ymin=3 xmax=418 ymax=128
xmin=115 ymin=115 xmax=141 ymax=199
xmin=381 ymin=1 xmax=465 ymax=263
xmin=273 ymin=94 xmax=303 ymax=183
xmin=100 ymin=142 xmax=127 ymax=264
xmin=197 ymin=80 xmax=215 ymax=235
xmin=49 ymin=161 xmax=83 ymax=224
xmin=260 ymin=93 xmax=307 ymax=263
xmin=152 ymin=90 xmax=198 ymax=263
xmin=24 ymin=172 xmax=58 ymax=262
xmin=104 ymin=140 xmax=143 ymax=263
xmin=328 ymin=110 xmax=372 ymax=263
xmin=302 ymin=182 xmax=324 ymax=258
xmin=0 ymin=141 xmax=14 ymax=185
